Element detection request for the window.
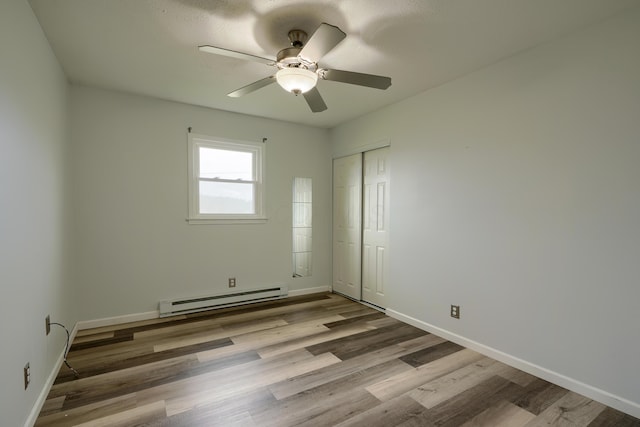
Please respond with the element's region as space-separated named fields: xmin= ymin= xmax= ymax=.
xmin=292 ymin=177 xmax=312 ymax=277
xmin=188 ymin=134 xmax=265 ymax=223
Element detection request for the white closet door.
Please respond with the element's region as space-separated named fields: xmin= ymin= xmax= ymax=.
xmin=332 ymin=153 xmax=362 ymax=300
xmin=362 ymin=147 xmax=390 ymax=308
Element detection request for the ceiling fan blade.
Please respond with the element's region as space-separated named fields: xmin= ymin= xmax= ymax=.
xmin=199 ymin=45 xmax=275 ymax=65
xmin=299 ymin=23 xmax=346 ymax=63
xmin=228 ymin=75 xmax=276 ymax=98
xmin=321 ymin=69 xmax=391 ymax=90
xmin=303 ymin=87 xmax=328 ymax=113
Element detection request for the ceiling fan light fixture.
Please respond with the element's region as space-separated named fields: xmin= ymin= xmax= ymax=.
xmin=276 ymin=67 xmax=318 ymax=95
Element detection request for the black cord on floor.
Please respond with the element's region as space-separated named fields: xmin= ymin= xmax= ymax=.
xmin=50 ymin=322 xmax=80 ymax=378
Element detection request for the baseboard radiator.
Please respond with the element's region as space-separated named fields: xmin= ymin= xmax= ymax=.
xmin=158 ymin=286 xmax=288 ymax=317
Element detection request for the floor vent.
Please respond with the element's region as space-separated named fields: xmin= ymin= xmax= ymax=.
xmin=159 ymin=286 xmax=288 ymax=317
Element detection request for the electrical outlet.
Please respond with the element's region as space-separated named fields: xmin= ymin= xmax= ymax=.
xmin=24 ymin=363 xmax=30 ymax=390
xmin=228 ymin=277 xmax=236 ymax=288
xmin=450 ymin=305 xmax=460 ymax=319
xmin=45 ymin=315 xmax=51 ymax=335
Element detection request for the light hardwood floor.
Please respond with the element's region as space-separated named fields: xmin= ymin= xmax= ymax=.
xmin=36 ymin=293 xmax=639 ymax=426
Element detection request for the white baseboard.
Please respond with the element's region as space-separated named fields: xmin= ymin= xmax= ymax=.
xmin=288 ymin=286 xmax=330 ymax=297
xmin=76 ymin=289 xmax=332 ymax=331
xmin=24 ymin=323 xmax=79 ymax=427
xmin=77 ymin=311 xmax=159 ymax=331
xmin=387 ymin=309 xmax=640 ymax=419
xmin=76 ymin=288 xmax=334 ymax=331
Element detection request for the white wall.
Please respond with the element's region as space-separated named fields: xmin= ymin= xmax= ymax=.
xmin=69 ymin=86 xmax=332 ymax=321
xmin=0 ymin=1 xmax=73 ymax=426
xmin=331 ymin=5 xmax=640 ymax=416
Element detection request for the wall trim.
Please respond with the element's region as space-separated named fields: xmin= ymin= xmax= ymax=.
xmin=77 ymin=311 xmax=159 ymax=331
xmin=387 ymin=308 xmax=640 ymax=419
xmin=24 ymin=323 xmax=79 ymax=427
xmin=332 ymin=137 xmax=390 ymax=159
xmin=288 ymin=286 xmax=331 ymax=297
xmin=76 ymin=288 xmax=331 ymax=331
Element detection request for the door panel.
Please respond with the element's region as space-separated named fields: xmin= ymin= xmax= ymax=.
xmin=362 ymin=147 xmax=390 ymax=307
xmin=332 ymin=153 xmax=362 ymax=300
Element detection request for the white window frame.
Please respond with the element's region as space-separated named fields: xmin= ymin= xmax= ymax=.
xmin=187 ymin=133 xmax=266 ymax=224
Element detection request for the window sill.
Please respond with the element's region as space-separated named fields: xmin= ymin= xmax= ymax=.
xmin=186 ymin=217 xmax=268 ymax=225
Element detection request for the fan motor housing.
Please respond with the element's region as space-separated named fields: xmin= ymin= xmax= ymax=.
xmin=276 ymin=47 xmax=317 ymax=72
xmin=276 ymin=47 xmax=302 ymax=64
xmin=288 ymin=29 xmax=307 ymax=48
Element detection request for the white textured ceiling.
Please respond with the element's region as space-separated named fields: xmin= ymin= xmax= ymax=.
xmin=29 ymin=0 xmax=638 ymax=128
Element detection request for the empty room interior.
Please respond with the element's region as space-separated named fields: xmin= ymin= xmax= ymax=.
xmin=2 ymin=0 xmax=640 ymax=426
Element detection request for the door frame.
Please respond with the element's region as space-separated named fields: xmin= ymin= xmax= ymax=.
xmin=331 ymin=140 xmax=391 ymax=306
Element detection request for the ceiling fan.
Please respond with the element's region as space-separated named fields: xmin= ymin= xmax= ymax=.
xmin=198 ymin=23 xmax=391 ymax=113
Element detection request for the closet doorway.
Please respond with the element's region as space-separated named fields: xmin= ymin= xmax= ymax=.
xmin=333 ymin=146 xmax=390 ymax=308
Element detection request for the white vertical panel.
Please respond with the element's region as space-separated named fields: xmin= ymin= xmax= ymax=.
xmin=362 ymin=147 xmax=390 ymax=307
xmin=376 ymin=246 xmax=385 ymax=295
xmin=336 ymin=240 xmax=344 ymax=284
xmin=335 ymin=186 xmax=345 ymax=228
xmin=363 ymin=184 xmax=371 ymax=231
xmin=362 ymin=244 xmax=371 ymax=291
xmin=348 ymin=241 xmax=358 ymax=289
xmin=333 ymin=154 xmax=362 ymax=299
xmin=348 ymin=184 xmax=358 ymax=229
xmin=377 ymin=182 xmax=386 ymax=232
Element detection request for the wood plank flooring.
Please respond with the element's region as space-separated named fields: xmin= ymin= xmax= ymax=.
xmin=36 ymin=293 xmax=640 ymax=426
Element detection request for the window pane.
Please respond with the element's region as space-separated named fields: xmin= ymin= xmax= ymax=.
xmin=293 ymin=177 xmax=312 ymax=203
xmin=199 ymin=147 xmax=253 ymax=180
xmin=292 ymin=177 xmax=312 ymax=277
xmin=293 ymin=203 xmax=312 ymax=227
xmin=199 ymin=181 xmax=254 ymax=214
xmin=293 ymin=227 xmax=312 ymax=252
xmin=293 ymin=252 xmax=312 ymax=277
